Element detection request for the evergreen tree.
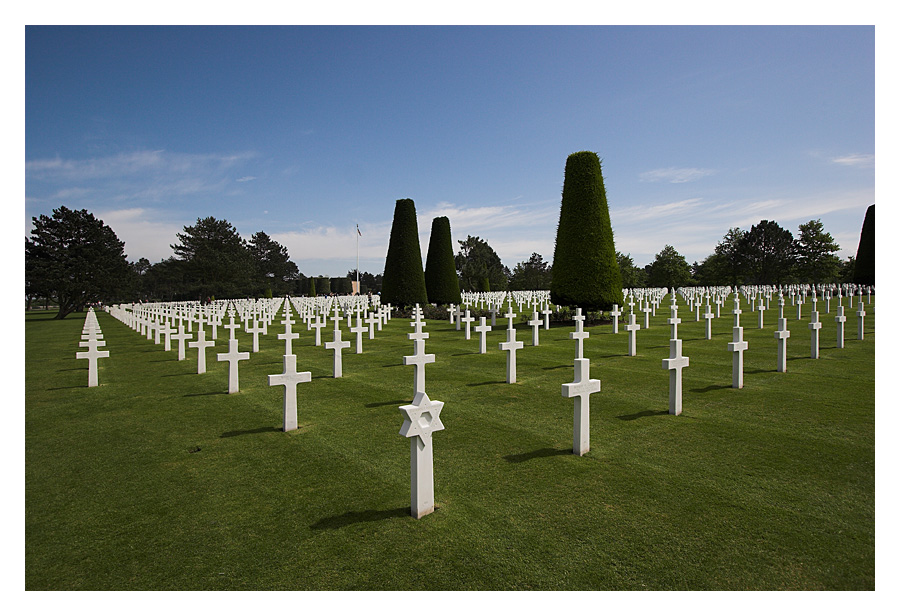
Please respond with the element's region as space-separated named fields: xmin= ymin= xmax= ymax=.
xmin=796 ymin=219 xmax=841 ymax=283
xmin=853 ymin=205 xmax=874 ymax=285
xmin=508 ymin=253 xmax=553 ymax=291
xmin=550 ymin=151 xmax=623 ymax=310
xmin=738 ymin=220 xmax=795 ymax=285
xmin=616 ymin=252 xmax=647 ymax=289
xmin=647 ymin=245 xmax=694 ymax=290
xmin=26 ymin=206 xmax=131 ymax=319
xmin=424 ymin=216 xmax=462 ymax=305
xmin=171 ymin=217 xmax=252 ymax=300
xmin=455 ymin=235 xmax=509 ymax=292
xmin=381 ymin=198 xmax=428 ymax=307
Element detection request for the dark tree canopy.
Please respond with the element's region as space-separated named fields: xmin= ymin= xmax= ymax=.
xmin=455 ymin=235 xmax=509 ymax=292
xmin=853 ymin=205 xmax=874 ymax=285
xmin=381 ymin=199 xmax=428 ymax=307
xmin=248 ymin=231 xmax=299 ymax=296
xmin=738 ymin=219 xmax=795 ymax=285
xmin=424 ymin=216 xmax=462 ymax=305
xmin=550 ymin=151 xmax=623 ymax=310
xmin=796 ymin=219 xmax=841 ymax=284
xmin=171 ymin=217 xmax=253 ymax=300
xmin=646 ymin=245 xmax=694 ymax=290
xmin=616 ymin=252 xmax=647 ymax=289
xmin=508 ymin=253 xmax=553 ymax=291
xmin=26 ymin=206 xmax=131 ymax=319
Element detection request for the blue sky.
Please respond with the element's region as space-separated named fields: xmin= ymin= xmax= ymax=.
xmin=25 ymin=25 xmax=875 ymax=277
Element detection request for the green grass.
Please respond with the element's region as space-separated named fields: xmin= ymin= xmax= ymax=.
xmin=25 ymin=298 xmax=875 ymax=590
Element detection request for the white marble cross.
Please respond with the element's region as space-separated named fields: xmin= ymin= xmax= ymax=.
xmin=625 ymin=312 xmax=641 ymax=356
xmin=187 ymin=328 xmax=215 ymax=374
xmin=703 ymin=303 xmax=714 ymax=340
xmin=642 ymin=300 xmax=652 ymax=329
xmin=570 ymin=307 xmax=589 ymax=359
xmin=667 ymin=305 xmax=681 ymax=340
xmin=246 ymin=318 xmax=265 ymax=353
xmin=325 ymin=327 xmax=351 ymax=378
xmin=224 ymin=314 xmax=240 ymax=341
xmin=857 ymin=303 xmax=866 ymax=340
xmin=76 ymin=338 xmax=109 ymax=388
xmin=757 ymin=301 xmax=765 ymax=329
xmin=809 ymin=310 xmax=822 ymax=359
xmin=310 ymin=315 xmax=326 ymax=346
xmin=447 ymin=304 xmax=456 ymax=325
xmin=350 ymin=315 xmax=366 ymax=354
xmin=562 ymin=358 xmax=601 ymax=455
xmin=835 ymin=306 xmax=846 ymax=349
xmin=365 ymin=311 xmax=379 ymax=340
xmin=661 ymin=338 xmax=689 ymax=415
xmin=461 ymin=309 xmax=475 ymax=340
xmin=528 ymin=311 xmax=542 ymax=346
xmin=728 ymin=326 xmax=748 ymax=389
xmin=542 ymin=305 xmax=553 ymax=330
xmin=268 ymin=354 xmax=312 ymax=432
xmin=278 ymin=312 xmax=299 ymax=356
xmin=474 ymin=317 xmax=491 ymax=354
xmin=217 ymin=338 xmax=250 ymax=394
xmin=609 ymin=304 xmax=621 ymax=334
xmin=399 ymin=391 xmax=445 ymax=519
xmin=171 ymin=324 xmax=192 ymax=361
xmin=499 ymin=325 xmax=524 ymax=383
xmin=774 ymin=317 xmax=790 ymax=373
xmin=159 ymin=320 xmax=175 ymax=352
xmin=732 ymin=296 xmax=742 ymax=328
xmin=403 ymin=338 xmax=435 ymax=396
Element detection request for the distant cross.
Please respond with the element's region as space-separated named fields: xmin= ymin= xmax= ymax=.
xmin=350 ymin=315 xmax=366 ymax=354
xmin=774 ymin=318 xmax=791 ymax=373
xmin=642 ymin=300 xmax=652 ymax=329
xmin=217 ymin=338 xmax=250 ymax=394
xmin=527 ymin=311 xmax=542 ymax=346
xmin=609 ymin=304 xmax=621 ymax=334
xmin=667 ymin=305 xmax=681 ymax=340
xmin=224 ymin=315 xmax=240 ymax=341
xmin=857 ymin=303 xmax=866 ymax=340
xmin=625 ymin=312 xmax=641 ymax=356
xmin=727 ymin=326 xmax=749 ymax=389
xmin=76 ymin=338 xmax=109 ymax=388
xmin=310 ymin=315 xmax=326 ymax=346
xmin=187 ymin=327 xmax=215 ymax=374
xmin=325 ymin=327 xmax=351 ymax=377
xmin=246 ymin=318 xmax=265 ymax=353
xmin=461 ymin=309 xmax=475 ymax=340
xmin=703 ymin=302 xmax=714 ymax=340
xmin=171 ymin=324 xmax=192 ymax=361
xmin=835 ymin=306 xmax=847 ymax=349
xmin=474 ymin=317 xmax=491 ymax=354
xmin=562 ymin=358 xmax=601 ymax=455
xmin=365 ymin=311 xmax=379 ymax=340
xmin=499 ymin=325 xmax=524 ymax=384
xmin=732 ymin=296 xmax=742 ymax=328
xmin=268 ymin=354 xmax=312 ymax=432
xmin=569 ymin=307 xmax=589 ymax=359
xmin=809 ymin=310 xmax=822 ymax=359
xmin=757 ymin=301 xmax=765 ymax=329
xmin=403 ymin=338 xmax=435 ymax=396
xmin=542 ymin=305 xmax=553 ymax=330
xmin=278 ymin=308 xmax=299 ymax=356
xmin=447 ymin=304 xmax=456 ymax=325
xmin=159 ymin=320 xmax=176 ymax=352
xmin=661 ymin=338 xmax=689 ymax=415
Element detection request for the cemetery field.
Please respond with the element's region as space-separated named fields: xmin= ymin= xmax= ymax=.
xmin=24 ymin=301 xmax=875 ymax=590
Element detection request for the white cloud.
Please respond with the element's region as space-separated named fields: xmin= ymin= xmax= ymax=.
xmin=639 ymin=167 xmax=716 ymax=183
xmin=92 ymin=207 xmax=184 ymax=263
xmin=235 ymin=176 xmax=257 ymax=182
xmin=831 ymin=153 xmax=874 ymax=168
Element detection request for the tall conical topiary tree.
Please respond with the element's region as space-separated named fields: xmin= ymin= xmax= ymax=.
xmin=853 ymin=204 xmax=874 ymax=285
xmin=550 ymin=151 xmax=623 ymax=311
xmin=424 ymin=216 xmax=462 ymax=305
xmin=381 ymin=198 xmax=428 ymax=307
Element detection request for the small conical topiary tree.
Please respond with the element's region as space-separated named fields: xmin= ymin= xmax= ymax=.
xmin=853 ymin=204 xmax=874 ymax=285
xmin=309 ymin=277 xmax=316 ymax=297
xmin=424 ymin=216 xmax=462 ymax=305
xmin=550 ymin=151 xmax=623 ymax=311
xmin=381 ymin=198 xmax=428 ymax=307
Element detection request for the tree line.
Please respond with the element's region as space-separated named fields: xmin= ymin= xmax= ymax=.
xmin=26 ymin=201 xmax=872 ymax=320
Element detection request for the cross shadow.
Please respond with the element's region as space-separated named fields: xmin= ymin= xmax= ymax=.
xmin=503 ymin=447 xmax=570 ymax=463
xmin=365 ymin=399 xmax=409 ymax=408
xmin=451 ymin=352 xmax=479 ymax=357
xmin=467 ymin=380 xmax=506 ymax=387
xmin=690 ymin=384 xmax=733 ymax=394
xmin=310 ymin=506 xmax=410 ymax=530
xmin=615 ymin=410 xmax=669 ymax=421
xmin=56 ymin=367 xmax=83 ymax=372
xmin=183 ymin=391 xmax=227 ymax=397
xmin=220 ymin=426 xmax=281 ymax=438
xmin=381 ymin=363 xmax=404 ymax=368
xmin=542 ymin=365 xmax=570 ymax=371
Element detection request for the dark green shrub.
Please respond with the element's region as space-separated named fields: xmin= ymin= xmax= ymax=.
xmin=550 ymin=151 xmax=623 ymax=310
xmin=424 ymin=216 xmax=462 ymax=305
xmin=381 ymin=198 xmax=428 ymax=307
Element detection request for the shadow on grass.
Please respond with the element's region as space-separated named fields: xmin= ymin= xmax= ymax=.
xmin=542 ymin=365 xmax=570 ymax=371
xmin=615 ymin=410 xmax=669 ymax=421
xmin=221 ymin=426 xmax=280 ymax=438
xmin=467 ymin=380 xmax=506 ymax=387
xmin=381 ymin=363 xmax=404 ymax=368
xmin=503 ymin=447 xmax=571 ymax=463
xmin=183 ymin=391 xmax=228 ymax=397
xmin=451 ymin=352 xmax=479 ymax=357
xmin=365 ymin=399 xmax=409 ymax=408
xmin=310 ymin=506 xmax=409 ymax=530
xmin=690 ymin=384 xmax=733 ymax=394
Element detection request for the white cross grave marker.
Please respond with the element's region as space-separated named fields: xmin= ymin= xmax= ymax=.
xmin=171 ymin=324 xmax=192 ymax=361
xmin=774 ymin=317 xmax=790 ymax=373
xmin=570 ymin=307 xmax=589 ymax=359
xmin=268 ymin=354 xmax=312 ymax=432
xmin=474 ymin=317 xmax=491 ymax=354
xmin=217 ymin=338 xmax=250 ymax=394
xmin=76 ymin=339 xmax=109 ymax=388
xmin=609 ymin=304 xmax=621 ymax=334
xmin=727 ymin=326 xmax=748 ymax=389
xmin=561 ymin=358 xmax=601 ymax=455
xmin=528 ymin=311 xmax=542 ymax=346
xmin=661 ymin=338 xmax=689 ymax=415
xmin=187 ymin=328 xmax=215 ymax=374
xmin=857 ymin=303 xmax=866 ymax=340
xmin=835 ymin=306 xmax=846 ymax=349
xmin=625 ymin=312 xmax=641 ymax=356
xmin=499 ymin=324 xmax=524 ymax=384
xmin=461 ymin=309 xmax=475 ymax=340
xmin=809 ymin=310 xmax=822 ymax=359
xmin=325 ymin=327 xmax=351 ymax=378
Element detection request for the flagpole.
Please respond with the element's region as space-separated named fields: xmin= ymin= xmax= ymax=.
xmin=356 ymin=224 xmax=360 ymax=294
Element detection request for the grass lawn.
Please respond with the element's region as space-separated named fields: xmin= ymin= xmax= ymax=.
xmin=24 ymin=297 xmax=875 ymax=590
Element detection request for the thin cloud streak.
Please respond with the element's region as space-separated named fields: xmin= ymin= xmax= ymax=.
xmin=639 ymin=167 xmax=717 ymax=183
